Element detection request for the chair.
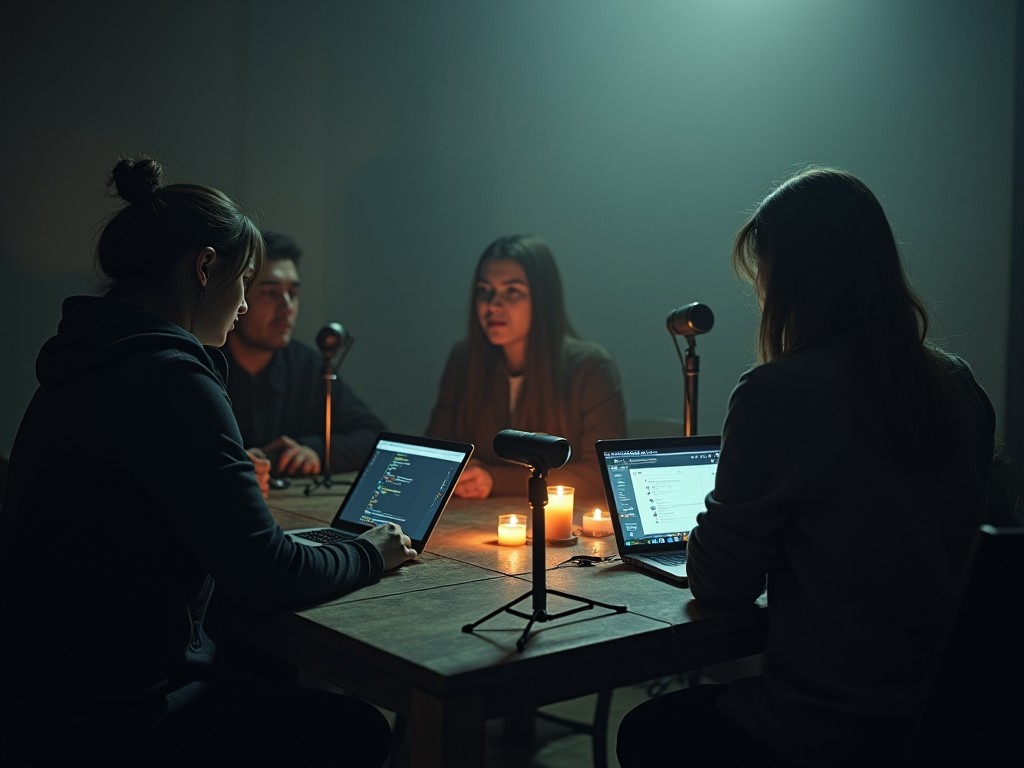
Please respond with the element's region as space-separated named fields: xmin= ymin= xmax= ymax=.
xmin=901 ymin=524 xmax=1024 ymax=766
xmin=0 ymin=453 xmax=7 ymax=507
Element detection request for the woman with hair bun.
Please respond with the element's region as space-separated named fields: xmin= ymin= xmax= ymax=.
xmin=0 ymin=157 xmax=410 ymax=766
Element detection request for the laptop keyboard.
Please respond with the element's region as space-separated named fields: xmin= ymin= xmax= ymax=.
xmin=648 ymin=551 xmax=687 ymax=566
xmin=292 ymin=529 xmax=351 ymax=544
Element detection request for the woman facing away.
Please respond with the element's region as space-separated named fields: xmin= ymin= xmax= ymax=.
xmin=616 ymin=167 xmax=998 ymax=767
xmin=425 ymin=234 xmax=627 ymax=508
xmin=0 ymin=157 xmax=415 ymax=767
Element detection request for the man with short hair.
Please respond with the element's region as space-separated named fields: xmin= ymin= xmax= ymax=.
xmin=225 ymin=230 xmax=386 ymax=476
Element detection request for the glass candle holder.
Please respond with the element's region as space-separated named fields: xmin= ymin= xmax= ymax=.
xmin=581 ymin=508 xmax=614 ymax=537
xmin=497 ymin=513 xmax=527 ymax=546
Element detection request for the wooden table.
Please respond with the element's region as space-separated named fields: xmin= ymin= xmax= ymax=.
xmin=231 ymin=477 xmax=768 ymax=767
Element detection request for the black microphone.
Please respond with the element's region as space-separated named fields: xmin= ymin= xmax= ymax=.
xmin=493 ymin=429 xmax=571 ymax=471
xmin=315 ymin=322 xmax=353 ymax=358
xmin=666 ymin=302 xmax=714 ymax=336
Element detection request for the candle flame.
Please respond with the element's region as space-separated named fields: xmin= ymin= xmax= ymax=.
xmin=594 ymin=508 xmax=603 ymax=519
xmin=556 ymin=486 xmax=564 ymax=497
xmin=509 ymin=514 xmax=518 ymax=525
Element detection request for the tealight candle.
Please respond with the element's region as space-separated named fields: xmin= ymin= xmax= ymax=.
xmin=545 ymin=486 xmax=575 ymax=540
xmin=497 ymin=514 xmax=527 ymax=546
xmin=582 ymin=508 xmax=614 ymax=537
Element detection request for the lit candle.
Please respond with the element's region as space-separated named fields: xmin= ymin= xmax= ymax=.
xmin=497 ymin=514 xmax=527 ymax=546
xmin=545 ymin=485 xmax=575 ymax=540
xmin=582 ymin=508 xmax=614 ymax=537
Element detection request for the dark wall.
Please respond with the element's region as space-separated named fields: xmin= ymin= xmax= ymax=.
xmin=0 ymin=0 xmax=1018 ymax=460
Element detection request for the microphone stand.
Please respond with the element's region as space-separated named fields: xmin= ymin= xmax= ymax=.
xmin=670 ymin=332 xmax=700 ymax=437
xmin=683 ymin=335 xmax=699 ymax=437
xmin=304 ymin=340 xmax=353 ymax=496
xmin=462 ymin=467 xmax=627 ymax=651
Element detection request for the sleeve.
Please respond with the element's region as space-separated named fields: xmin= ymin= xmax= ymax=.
xmin=686 ymin=371 xmax=787 ymax=608
xmin=485 ymin=462 xmax=537 ymax=498
xmin=543 ymin=346 xmax=627 ymax=503
xmin=134 ymin=351 xmax=383 ymax=613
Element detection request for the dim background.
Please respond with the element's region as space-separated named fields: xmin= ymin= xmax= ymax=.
xmin=2 ymin=1 xmax=1021 ymax=494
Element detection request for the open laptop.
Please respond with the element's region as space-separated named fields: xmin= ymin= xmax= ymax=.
xmin=595 ymin=435 xmax=721 ymax=583
xmin=287 ymin=433 xmax=474 ymax=552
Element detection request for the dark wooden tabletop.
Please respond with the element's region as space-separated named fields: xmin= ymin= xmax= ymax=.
xmin=234 ymin=475 xmax=768 ymax=767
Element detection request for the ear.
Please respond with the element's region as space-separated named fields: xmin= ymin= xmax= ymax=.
xmin=193 ymin=247 xmax=217 ymax=288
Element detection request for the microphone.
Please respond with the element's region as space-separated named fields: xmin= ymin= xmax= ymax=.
xmin=315 ymin=322 xmax=353 ymax=358
xmin=666 ymin=302 xmax=714 ymax=336
xmin=493 ymin=429 xmax=571 ymax=471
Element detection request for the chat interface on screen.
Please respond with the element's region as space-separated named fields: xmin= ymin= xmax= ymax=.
xmin=604 ymin=449 xmax=719 ymax=547
xmin=341 ymin=441 xmax=465 ymax=539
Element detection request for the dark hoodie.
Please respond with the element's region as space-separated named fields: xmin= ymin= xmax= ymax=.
xmin=0 ymin=295 xmax=382 ymax=752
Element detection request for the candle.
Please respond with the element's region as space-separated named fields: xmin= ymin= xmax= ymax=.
xmin=582 ymin=508 xmax=614 ymax=537
xmin=497 ymin=514 xmax=527 ymax=546
xmin=545 ymin=485 xmax=575 ymax=540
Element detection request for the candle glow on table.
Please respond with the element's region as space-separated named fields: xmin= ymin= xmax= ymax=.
xmin=581 ymin=508 xmax=614 ymax=537
xmin=545 ymin=485 xmax=575 ymax=540
xmin=497 ymin=514 xmax=527 ymax=546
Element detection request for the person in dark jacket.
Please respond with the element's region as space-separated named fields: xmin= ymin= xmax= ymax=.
xmin=616 ymin=167 xmax=997 ymax=767
xmin=224 ymin=230 xmax=387 ymax=478
xmin=0 ymin=157 xmax=415 ymax=767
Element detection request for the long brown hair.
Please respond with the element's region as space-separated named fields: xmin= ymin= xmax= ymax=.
xmin=732 ymin=166 xmax=945 ymax=466
xmin=460 ymin=234 xmax=578 ymax=436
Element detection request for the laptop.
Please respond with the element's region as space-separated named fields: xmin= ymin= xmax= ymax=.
xmin=595 ymin=435 xmax=721 ymax=583
xmin=287 ymin=433 xmax=474 ymax=552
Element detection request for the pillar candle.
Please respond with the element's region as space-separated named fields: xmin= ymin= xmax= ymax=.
xmin=545 ymin=485 xmax=575 ymax=540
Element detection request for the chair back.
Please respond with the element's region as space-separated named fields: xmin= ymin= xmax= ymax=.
xmin=902 ymin=524 xmax=1024 ymax=765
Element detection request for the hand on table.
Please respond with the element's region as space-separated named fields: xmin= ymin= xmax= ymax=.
xmin=261 ymin=435 xmax=322 ymax=476
xmin=359 ymin=523 xmax=418 ymax=571
xmin=246 ymin=449 xmax=272 ymax=498
xmin=453 ymin=463 xmax=494 ymax=499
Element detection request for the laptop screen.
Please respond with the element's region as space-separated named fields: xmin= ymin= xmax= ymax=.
xmin=596 ymin=435 xmax=720 ymax=552
xmin=334 ymin=434 xmax=473 ymax=543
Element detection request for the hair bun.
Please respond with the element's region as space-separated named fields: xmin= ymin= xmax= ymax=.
xmin=108 ymin=156 xmax=164 ymax=203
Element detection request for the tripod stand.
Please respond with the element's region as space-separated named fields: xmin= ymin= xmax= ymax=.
xmin=462 ymin=467 xmax=627 ymax=651
xmin=305 ymin=327 xmax=353 ymax=495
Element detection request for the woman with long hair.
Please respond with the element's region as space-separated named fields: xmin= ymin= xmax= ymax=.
xmin=426 ymin=234 xmax=626 ymax=507
xmin=617 ymin=167 xmax=997 ymax=767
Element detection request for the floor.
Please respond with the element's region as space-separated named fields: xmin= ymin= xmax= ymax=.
xmin=482 ymin=679 xmax=681 ymax=768
xmin=376 ymin=656 xmax=762 ymax=768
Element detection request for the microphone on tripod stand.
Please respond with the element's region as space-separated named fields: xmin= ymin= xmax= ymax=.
xmin=493 ymin=429 xmax=572 ymax=472
xmin=462 ymin=429 xmax=626 ymax=651
xmin=666 ymin=302 xmax=714 ymax=436
xmin=305 ymin=322 xmax=355 ymax=495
